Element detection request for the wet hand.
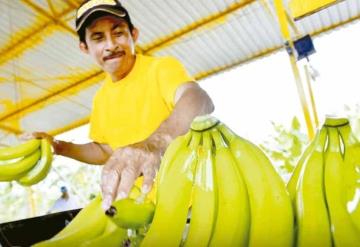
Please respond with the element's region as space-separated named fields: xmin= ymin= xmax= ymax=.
xmin=101 ymin=143 xmax=161 ymax=211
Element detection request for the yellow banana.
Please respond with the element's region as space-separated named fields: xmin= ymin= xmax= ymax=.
xmin=34 ymin=196 xmax=108 ymax=247
xmin=295 ymin=128 xmax=332 ymax=247
xmin=218 ymin=124 xmax=293 ymax=247
xmin=337 ymin=124 xmax=360 ymax=233
xmin=18 ymin=139 xmax=53 ymax=186
xmin=0 ymin=139 xmax=41 ymax=160
xmin=184 ymin=131 xmax=216 ymax=247
xmin=157 ymin=131 xmax=192 ymax=187
xmin=80 ymin=219 xmax=128 ymax=247
xmin=287 ymin=136 xmax=315 ymax=203
xmin=0 ymin=149 xmax=41 ymax=181
xmin=324 ymin=127 xmax=360 ymax=246
xmin=141 ymin=131 xmax=200 ymax=247
xmin=208 ymin=129 xmax=250 ymax=246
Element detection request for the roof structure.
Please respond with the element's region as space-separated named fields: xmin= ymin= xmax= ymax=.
xmin=0 ymin=0 xmax=359 ymax=146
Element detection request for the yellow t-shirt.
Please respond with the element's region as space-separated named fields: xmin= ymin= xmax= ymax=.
xmin=89 ymin=54 xmax=194 ymax=149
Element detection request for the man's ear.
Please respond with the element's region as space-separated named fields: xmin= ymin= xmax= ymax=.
xmin=79 ymin=42 xmax=89 ymax=54
xmin=131 ymin=28 xmax=139 ymax=42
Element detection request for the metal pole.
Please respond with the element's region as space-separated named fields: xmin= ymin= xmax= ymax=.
xmin=274 ymin=0 xmax=315 ymax=140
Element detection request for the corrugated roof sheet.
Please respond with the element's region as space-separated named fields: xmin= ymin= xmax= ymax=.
xmin=0 ymin=0 xmax=359 ymax=145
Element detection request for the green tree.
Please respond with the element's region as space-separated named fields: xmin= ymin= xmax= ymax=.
xmin=260 ymin=117 xmax=309 ymax=180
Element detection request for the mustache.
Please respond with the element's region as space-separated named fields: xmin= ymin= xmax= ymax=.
xmin=103 ymin=50 xmax=125 ymax=60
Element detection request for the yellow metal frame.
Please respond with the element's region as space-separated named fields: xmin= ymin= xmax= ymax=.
xmin=304 ymin=65 xmax=320 ymax=128
xmin=274 ymin=0 xmax=315 ymax=140
xmin=0 ymin=0 xmax=359 ymax=137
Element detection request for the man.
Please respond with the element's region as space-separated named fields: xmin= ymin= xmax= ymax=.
xmin=48 ymin=186 xmax=80 ymax=214
xmin=31 ymin=0 xmax=214 ymax=211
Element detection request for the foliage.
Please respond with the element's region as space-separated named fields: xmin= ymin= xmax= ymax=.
xmin=343 ymin=104 xmax=360 ymax=140
xmin=260 ymin=117 xmax=309 ymax=180
xmin=0 ymin=157 xmax=101 ymax=223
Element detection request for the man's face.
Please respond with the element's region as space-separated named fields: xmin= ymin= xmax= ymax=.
xmin=80 ymin=15 xmax=138 ymax=76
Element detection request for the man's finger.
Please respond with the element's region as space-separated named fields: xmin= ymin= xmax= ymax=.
xmin=19 ymin=133 xmax=34 ymax=141
xmin=101 ymin=156 xmax=123 ymax=210
xmin=117 ymin=165 xmax=139 ymax=200
xmin=142 ymin=164 xmax=156 ymax=194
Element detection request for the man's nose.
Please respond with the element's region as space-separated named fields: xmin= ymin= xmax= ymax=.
xmin=105 ymin=37 xmax=117 ymax=51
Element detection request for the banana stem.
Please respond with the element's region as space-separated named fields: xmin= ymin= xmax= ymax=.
xmin=211 ymin=130 xmax=227 ymax=149
xmin=217 ymin=124 xmax=236 ymax=143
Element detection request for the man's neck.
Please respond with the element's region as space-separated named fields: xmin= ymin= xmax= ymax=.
xmin=111 ymin=55 xmax=137 ymax=82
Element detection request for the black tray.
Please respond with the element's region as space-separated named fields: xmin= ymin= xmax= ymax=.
xmin=0 ymin=209 xmax=81 ymax=247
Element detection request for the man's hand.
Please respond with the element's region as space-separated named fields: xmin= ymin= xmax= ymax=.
xmin=20 ymin=132 xmax=55 ymax=148
xmin=101 ymin=141 xmax=162 ymax=210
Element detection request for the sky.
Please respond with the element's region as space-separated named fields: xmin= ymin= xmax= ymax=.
xmin=58 ymin=20 xmax=360 ymax=146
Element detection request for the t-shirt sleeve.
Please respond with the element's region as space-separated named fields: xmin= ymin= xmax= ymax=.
xmin=157 ymin=56 xmax=194 ymax=109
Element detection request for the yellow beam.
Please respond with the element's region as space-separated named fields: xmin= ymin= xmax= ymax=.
xmin=46 ymin=0 xmax=57 ymax=17
xmin=26 ymin=187 xmax=37 ymax=217
xmin=290 ymin=0 xmax=342 ymax=20
xmin=64 ymin=0 xmax=82 ymax=8
xmin=16 ymin=75 xmax=92 ymax=110
xmin=274 ymin=0 xmax=314 ymax=139
xmin=0 ymin=4 xmax=76 ymax=67
xmin=0 ymin=124 xmax=21 ymax=134
xmin=143 ymin=0 xmax=255 ymax=54
xmin=0 ymin=70 xmax=104 ymax=121
xmin=21 ymin=0 xmax=76 ymax=35
xmin=304 ymin=65 xmax=320 ymax=127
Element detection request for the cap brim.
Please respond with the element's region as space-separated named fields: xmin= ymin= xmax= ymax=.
xmin=76 ymin=7 xmax=126 ymax=32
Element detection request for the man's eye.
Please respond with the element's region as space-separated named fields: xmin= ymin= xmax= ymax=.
xmin=114 ymin=31 xmax=124 ymax=36
xmin=91 ymin=35 xmax=103 ymax=41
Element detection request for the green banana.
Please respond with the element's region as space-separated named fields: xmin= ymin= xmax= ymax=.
xmin=218 ymin=124 xmax=293 ymax=247
xmin=208 ymin=129 xmax=250 ymax=246
xmin=0 ymin=149 xmax=41 ymax=181
xmin=295 ymin=128 xmax=332 ymax=247
xmin=287 ymin=136 xmax=316 ymax=203
xmin=0 ymin=139 xmax=41 ymax=160
xmin=157 ymin=132 xmax=192 ymax=187
xmin=109 ymin=198 xmax=155 ymax=229
xmin=184 ymin=131 xmax=216 ymax=247
xmin=324 ymin=127 xmax=360 ymax=246
xmin=141 ymin=131 xmax=200 ymax=247
xmin=80 ymin=219 xmax=128 ymax=247
xmin=337 ymin=124 xmax=360 ymax=233
xmin=33 ymin=196 xmax=108 ymax=246
xmin=18 ymin=139 xmax=53 ymax=186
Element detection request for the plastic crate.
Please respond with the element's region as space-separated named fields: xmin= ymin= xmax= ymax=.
xmin=0 ymin=209 xmax=81 ymax=247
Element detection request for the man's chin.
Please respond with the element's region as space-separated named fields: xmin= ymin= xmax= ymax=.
xmin=103 ymin=63 xmax=123 ymax=74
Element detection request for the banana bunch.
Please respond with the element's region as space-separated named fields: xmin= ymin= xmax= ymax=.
xmin=0 ymin=138 xmax=52 ymax=186
xmin=33 ymin=186 xmax=154 ymax=247
xmin=288 ymin=117 xmax=360 ymax=246
xmin=141 ymin=115 xmax=294 ymax=247
xmin=33 ymin=195 xmax=128 ymax=247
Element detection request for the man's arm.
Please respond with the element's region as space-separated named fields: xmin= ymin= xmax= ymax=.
xmin=146 ymin=82 xmax=215 ymax=154
xmin=53 ymin=140 xmax=112 ymax=165
xmin=101 ymin=82 xmax=214 ymax=210
xmin=28 ymin=132 xmax=112 ymax=165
